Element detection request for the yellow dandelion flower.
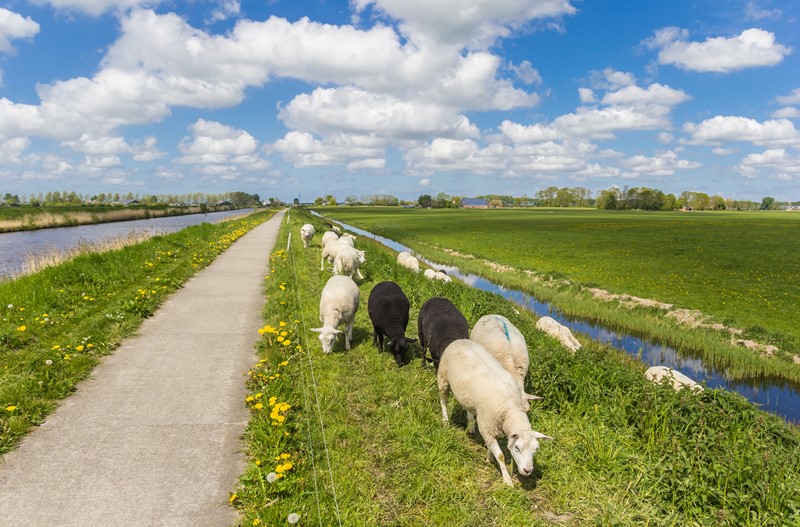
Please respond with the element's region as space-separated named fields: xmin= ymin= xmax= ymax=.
xmin=228 ymin=493 xmax=238 ymax=504
xmin=269 ymin=396 xmax=277 ymax=406
xmin=281 ymin=453 xmax=291 ymax=460
xmin=17 ymin=325 xmax=26 ymax=332
xmin=277 ymin=336 xmax=285 ymax=343
xmin=254 ymin=403 xmax=263 ymax=410
xmin=6 ymin=406 xmax=17 ymax=412
xmin=76 ymin=345 xmax=85 ymax=352
xmin=246 ymin=396 xmax=254 ymax=403
xmin=253 ymin=518 xmax=261 ymax=526
xmin=279 ymin=321 xmax=287 ymax=327
xmin=52 ymin=345 xmax=61 ymax=350
xmin=87 ymin=343 xmax=94 ymax=349
xmin=280 ymin=331 xmax=288 ymax=337
xmin=255 ymin=459 xmax=261 ymax=466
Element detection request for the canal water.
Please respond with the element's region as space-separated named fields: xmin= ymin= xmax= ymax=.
xmin=316 ymin=213 xmax=800 ymax=424
xmin=0 ymin=209 xmax=253 ymax=278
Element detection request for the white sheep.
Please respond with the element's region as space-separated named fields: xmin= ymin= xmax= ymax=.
xmin=321 ymin=231 xmax=339 ymax=247
xmin=300 ymin=223 xmax=315 ymax=249
xmin=535 ymin=316 xmax=581 ymax=353
xmin=321 ymin=240 xmax=356 ymax=270
xmin=438 ymin=339 xmax=552 ymax=487
xmin=397 ymin=252 xmax=420 ymax=273
xmin=311 ymin=275 xmax=360 ymax=354
xmin=423 ymin=268 xmax=452 ymax=282
xmin=470 ymin=314 xmax=541 ymax=411
xmin=333 ymin=246 xmax=366 ymax=280
xmin=645 ymin=366 xmax=704 ymax=393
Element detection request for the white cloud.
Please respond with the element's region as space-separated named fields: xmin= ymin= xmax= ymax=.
xmin=578 ymin=88 xmax=596 ymax=104
xmin=776 ymin=88 xmax=800 ymax=105
xmin=657 ymin=132 xmax=674 ymax=144
xmin=346 ymin=158 xmax=385 ymax=171
xmin=418 ymin=178 xmax=430 ymax=186
xmin=131 ymin=136 xmax=166 ymax=161
xmin=351 ymin=0 xmax=576 ymax=48
xmin=62 ymin=134 xmax=131 ymax=155
xmin=745 ymin=1 xmax=782 ymax=21
xmin=589 ymin=68 xmax=636 ymax=91
xmin=179 ymin=119 xmax=258 ymax=156
xmin=712 ymin=147 xmax=735 ymax=156
xmin=0 ymin=137 xmax=30 ymax=164
xmin=510 ymin=60 xmax=542 ymax=85
xmin=30 ymin=0 xmax=160 ymax=17
xmin=0 ymin=8 xmax=40 ymax=53
xmin=618 ymin=150 xmax=700 ymax=178
xmin=272 ymin=131 xmax=386 ymax=168
xmin=738 ymin=148 xmax=800 ymax=179
xmin=0 ymin=98 xmax=43 ymax=139
xmin=279 ymin=86 xmax=479 ymax=140
xmin=684 ymin=116 xmax=800 ymax=147
xmin=645 ymin=27 xmax=791 ymax=73
xmin=772 ymin=107 xmax=799 ymax=119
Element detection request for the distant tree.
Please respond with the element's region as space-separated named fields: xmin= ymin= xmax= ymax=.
xmin=489 ymin=199 xmax=503 ymax=208
xmin=293 ymin=197 xmax=300 ymax=205
xmin=418 ymin=194 xmax=432 ymax=208
xmin=314 ymin=197 xmax=324 ymax=205
xmin=452 ymin=196 xmax=462 ymax=208
xmin=3 ymin=193 xmax=20 ymax=206
xmin=433 ymin=192 xmax=451 ymax=208
xmin=345 ymin=195 xmax=359 ymax=206
xmin=711 ymin=195 xmax=727 ymax=210
xmin=760 ymin=196 xmax=776 ymax=210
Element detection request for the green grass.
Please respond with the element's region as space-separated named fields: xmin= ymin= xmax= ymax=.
xmin=233 ymin=209 xmax=800 ymax=526
xmin=318 ymin=207 xmax=800 ymax=383
xmin=0 ymin=211 xmax=274 ymax=454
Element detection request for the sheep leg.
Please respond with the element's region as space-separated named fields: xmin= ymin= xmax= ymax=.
xmin=487 ymin=439 xmax=514 ymax=487
xmin=356 ymin=268 xmax=365 ymax=280
xmin=320 ymin=256 xmax=325 ymax=271
xmin=345 ymin=321 xmax=353 ymax=350
xmin=437 ymin=380 xmax=450 ymax=423
xmin=466 ymin=411 xmax=476 ymax=434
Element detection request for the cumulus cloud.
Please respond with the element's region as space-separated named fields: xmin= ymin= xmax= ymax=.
xmin=510 ymin=60 xmax=542 ymax=85
xmin=618 ymin=150 xmax=700 ymax=178
xmin=772 ymin=107 xmax=799 ymax=119
xmin=644 ymin=27 xmax=791 ymax=73
xmin=684 ymin=116 xmax=800 ymax=147
xmin=0 ymin=137 xmax=30 ymax=164
xmin=272 ymin=131 xmax=386 ymax=168
xmin=738 ymin=148 xmax=800 ymax=179
xmin=175 ymin=119 xmax=267 ymax=174
xmin=31 ymin=0 xmax=152 ymax=17
xmin=0 ymin=8 xmax=40 ymax=53
xmin=745 ymin=1 xmax=783 ymax=21
xmin=776 ymin=88 xmax=800 ymax=105
xmin=351 ymin=0 xmax=576 ymax=49
xmin=279 ymin=86 xmax=479 ymax=140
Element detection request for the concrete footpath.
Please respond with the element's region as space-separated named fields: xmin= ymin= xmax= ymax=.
xmin=0 ymin=209 xmax=286 ymax=526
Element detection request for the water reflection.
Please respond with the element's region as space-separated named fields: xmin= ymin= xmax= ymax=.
xmin=0 ymin=209 xmax=253 ymax=278
xmin=314 ymin=212 xmax=800 ymax=423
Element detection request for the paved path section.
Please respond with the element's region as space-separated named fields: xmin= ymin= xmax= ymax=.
xmin=0 ymin=210 xmax=285 ymax=527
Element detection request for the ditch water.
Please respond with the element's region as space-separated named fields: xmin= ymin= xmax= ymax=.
xmin=0 ymin=209 xmax=253 ymax=279
xmin=315 ymin=212 xmax=800 ymax=424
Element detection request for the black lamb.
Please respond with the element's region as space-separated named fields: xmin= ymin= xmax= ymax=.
xmin=417 ymin=296 xmax=469 ymax=369
xmin=367 ymin=281 xmax=417 ymax=366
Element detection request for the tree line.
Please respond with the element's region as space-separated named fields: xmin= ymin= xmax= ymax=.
xmin=2 ymin=191 xmax=267 ymax=208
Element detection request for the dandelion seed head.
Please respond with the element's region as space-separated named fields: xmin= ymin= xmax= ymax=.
xmin=266 ymin=472 xmax=277 ymax=483
xmin=288 ymin=513 xmax=300 ymax=524
xmin=45 ymin=359 xmax=53 ymax=366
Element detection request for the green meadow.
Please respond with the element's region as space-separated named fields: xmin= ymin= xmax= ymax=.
xmin=319 ymin=207 xmax=800 ymax=382
xmin=234 ymin=208 xmax=800 ymax=526
xmin=0 ymin=211 xmax=273 ymax=454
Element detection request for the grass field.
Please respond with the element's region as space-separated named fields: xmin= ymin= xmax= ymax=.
xmin=0 ymin=211 xmax=273 ymax=454
xmin=318 ymin=207 xmax=800 ymax=380
xmin=233 ymin=208 xmax=800 ymax=526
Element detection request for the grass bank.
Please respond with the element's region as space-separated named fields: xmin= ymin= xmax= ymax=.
xmin=0 ymin=211 xmax=274 ymax=455
xmin=0 ymin=204 xmax=244 ymax=233
xmin=233 ymin=209 xmax=800 ymax=526
xmin=319 ymin=207 xmax=800 ymax=385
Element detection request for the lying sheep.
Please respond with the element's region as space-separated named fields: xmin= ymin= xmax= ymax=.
xmin=300 ymin=223 xmax=315 ymax=249
xmin=397 ymin=252 xmax=420 ymax=273
xmin=645 ymin=366 xmax=704 ymax=393
xmin=535 ymin=316 xmax=581 ymax=353
xmin=333 ymin=246 xmax=366 ymax=281
xmin=311 ymin=275 xmax=360 ymax=354
xmin=423 ymin=268 xmax=452 ymax=282
xmin=367 ymin=281 xmax=417 ymax=366
xmin=418 ymin=297 xmax=469 ymax=369
xmin=470 ymin=314 xmax=541 ymax=411
xmin=321 ymin=230 xmax=339 ymax=247
xmin=321 ymin=240 xmax=356 ymax=270
xmin=438 ymin=339 xmax=553 ymax=487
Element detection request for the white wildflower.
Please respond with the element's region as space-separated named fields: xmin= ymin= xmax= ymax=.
xmin=288 ymin=513 xmax=300 ymax=524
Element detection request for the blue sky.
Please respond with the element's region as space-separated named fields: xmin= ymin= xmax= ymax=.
xmin=0 ymin=0 xmax=798 ymax=203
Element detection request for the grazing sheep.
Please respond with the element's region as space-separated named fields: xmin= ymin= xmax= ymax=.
xmin=300 ymin=223 xmax=315 ymax=249
xmin=423 ymin=268 xmax=452 ymax=282
xmin=397 ymin=252 xmax=420 ymax=273
xmin=417 ymin=297 xmax=469 ymax=368
xmin=470 ymin=314 xmax=541 ymax=411
xmin=333 ymin=246 xmax=366 ymax=280
xmin=535 ymin=316 xmax=582 ymax=353
xmin=645 ymin=366 xmax=704 ymax=393
xmin=321 ymin=230 xmax=339 ymax=247
xmin=438 ymin=339 xmax=553 ymax=487
xmin=311 ymin=275 xmax=360 ymax=354
xmin=321 ymin=240 xmax=356 ymax=270
xmin=367 ymin=281 xmax=417 ymax=366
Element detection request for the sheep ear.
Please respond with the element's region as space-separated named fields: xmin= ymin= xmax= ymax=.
xmin=310 ymin=328 xmax=323 ymax=333
xmin=524 ymin=393 xmax=543 ymax=401
xmin=509 ymin=433 xmax=519 ymax=442
xmin=533 ymin=432 xmax=554 ymax=441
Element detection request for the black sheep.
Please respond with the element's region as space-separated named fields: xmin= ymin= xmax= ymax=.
xmin=367 ymin=281 xmax=417 ymax=366
xmin=417 ymin=296 xmax=469 ymax=369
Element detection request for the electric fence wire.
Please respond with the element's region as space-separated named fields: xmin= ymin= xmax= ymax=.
xmin=285 ymin=229 xmax=344 ymax=527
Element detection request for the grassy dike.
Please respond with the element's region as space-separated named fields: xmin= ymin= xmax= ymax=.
xmin=233 ymin=209 xmax=800 ymax=526
xmin=0 ymin=211 xmax=274 ymax=455
xmin=319 ymin=207 xmax=800 ymax=386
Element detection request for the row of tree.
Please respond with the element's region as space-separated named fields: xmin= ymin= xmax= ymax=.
xmin=1 ymin=191 xmax=267 ymax=208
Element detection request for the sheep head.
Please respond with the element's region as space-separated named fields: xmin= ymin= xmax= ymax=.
xmin=387 ymin=337 xmax=417 ymax=366
xmin=311 ymin=326 xmax=342 ymax=354
xmin=508 ymin=431 xmax=553 ymax=477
